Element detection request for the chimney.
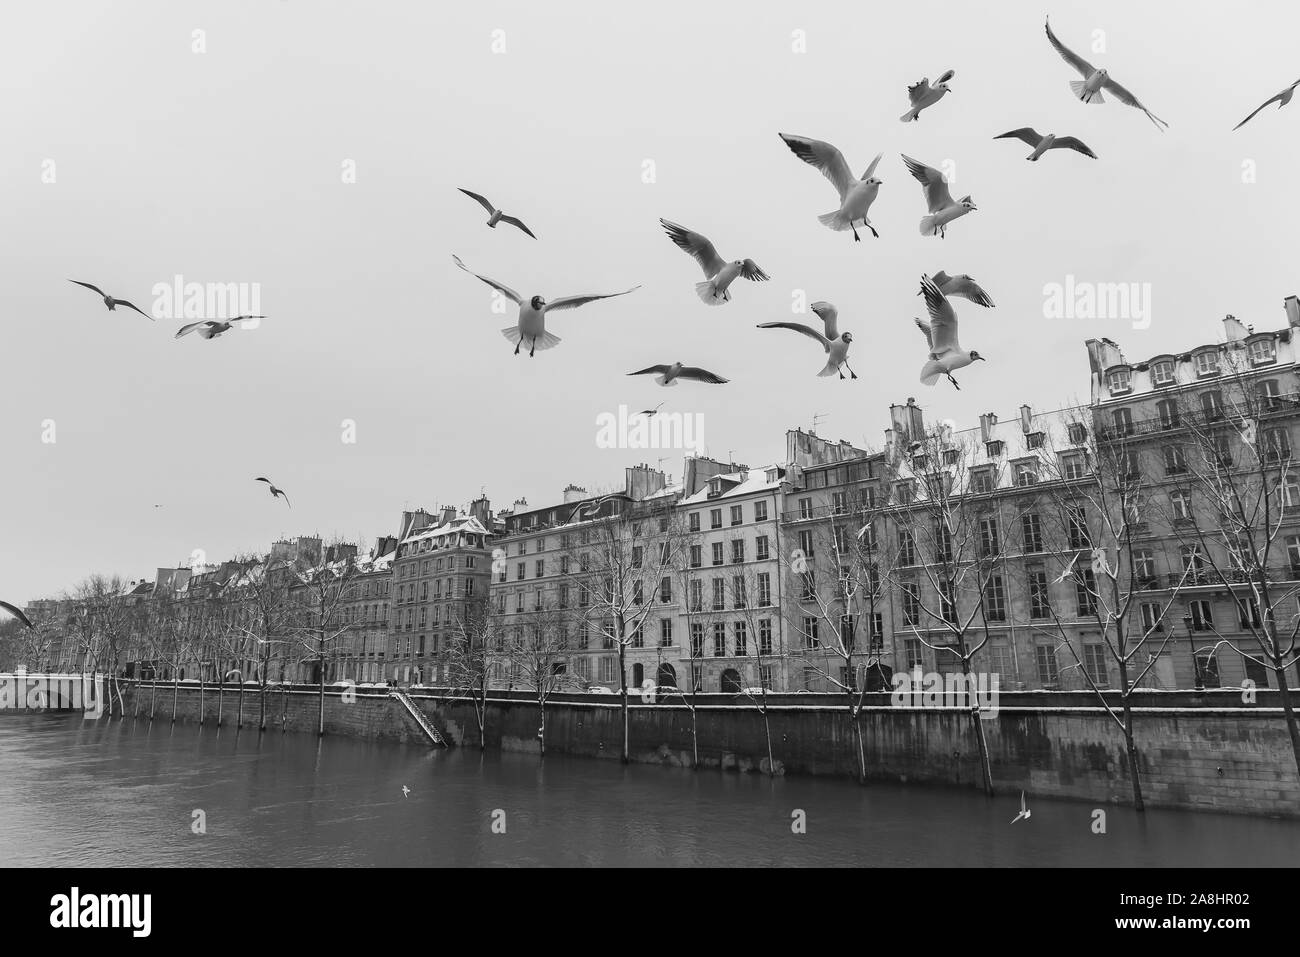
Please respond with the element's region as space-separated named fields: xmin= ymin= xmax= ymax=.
xmin=469 ymin=495 xmax=492 ymax=525
xmin=1020 ymin=404 xmax=1033 ymax=433
xmin=562 ymin=484 xmax=587 ymax=504
xmin=625 ymin=463 xmax=668 ymax=501
xmin=979 ymin=413 xmax=998 ymax=444
xmin=1223 ymin=314 xmax=1249 ymax=343
xmin=1085 ymin=338 xmax=1126 ymax=376
xmin=1285 ymin=295 xmax=1300 ymax=330
xmin=512 ymin=497 xmax=528 ymax=514
xmin=683 ymin=455 xmax=736 ymax=495
xmin=440 ymin=505 xmax=457 ymax=526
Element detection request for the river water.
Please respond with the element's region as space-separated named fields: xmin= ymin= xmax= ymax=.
xmin=1 ymin=714 xmax=1296 ymax=867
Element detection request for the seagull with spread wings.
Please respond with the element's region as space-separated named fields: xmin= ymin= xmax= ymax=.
xmin=627 ymin=363 xmax=729 ymax=387
xmin=0 ymin=601 xmax=33 ymax=629
xmin=457 ymin=188 xmax=537 ymax=238
xmin=900 ymin=70 xmax=955 ymax=122
xmin=916 ymin=275 xmax=985 ymax=389
xmin=778 ymin=134 xmax=884 ymax=241
xmin=1234 ymin=79 xmax=1300 ymax=131
xmin=925 ymin=272 xmax=996 ymax=308
xmin=902 ymin=156 xmax=977 ymax=238
xmin=1011 ymin=791 xmax=1031 ymax=824
xmin=68 ymin=280 xmax=153 ymax=320
xmin=757 ymin=307 xmax=856 ymax=379
xmin=659 ymin=219 xmax=768 ymax=305
xmin=255 ymin=477 xmax=291 ymax=508
xmin=175 ymin=316 xmax=266 ymax=340
xmin=1044 ymin=17 xmax=1169 ymax=130
xmin=453 ymin=255 xmax=640 ymax=356
xmin=994 ymin=127 xmax=1098 ymax=161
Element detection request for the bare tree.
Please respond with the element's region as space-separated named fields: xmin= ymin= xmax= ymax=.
xmin=289 ymin=545 xmax=364 ymax=737
xmin=444 ymin=603 xmax=496 ymax=750
xmin=499 ymin=599 xmax=579 ymax=756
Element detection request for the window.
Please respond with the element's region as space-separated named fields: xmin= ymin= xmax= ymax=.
xmin=831 ymin=491 xmax=849 ymax=515
xmin=898 ymin=531 xmax=917 ymax=565
xmin=732 ymin=575 xmax=747 ymax=608
xmin=631 ymin=624 xmax=644 ymax=649
xmin=1140 ymin=602 xmax=1163 ymax=633
xmin=711 ymin=542 xmax=724 ymax=566
xmin=986 ymin=576 xmax=1006 ymax=622
xmin=1280 ymin=474 xmax=1300 ymax=509
xmin=979 ymin=517 xmax=1001 ymax=557
xmin=1249 ymin=338 xmax=1277 ymax=365
xmin=798 ymin=529 xmax=814 ymax=557
xmin=1061 ymin=453 xmax=1086 ymax=480
xmin=688 ymin=579 xmax=703 ymax=612
xmin=734 ymin=622 xmax=748 ymax=656
xmin=689 ymin=545 xmax=702 ymax=568
xmin=1238 ymin=601 xmax=1262 ymax=630
xmin=757 ymin=572 xmax=772 ymax=607
xmin=859 ymin=523 xmax=877 ymax=550
xmin=1021 ymin=513 xmax=1044 ymax=553
xmin=1083 ymin=644 xmax=1109 ymax=687
xmin=1134 ymin=549 xmax=1157 ymax=585
xmin=755 ymin=535 xmax=770 ymax=561
xmin=985 ymin=440 xmax=1005 ymax=458
xmin=1201 ymin=390 xmax=1224 ymax=421
xmin=1026 ymin=431 xmax=1045 ymax=451
xmin=1076 ymin=569 xmax=1097 ymax=616
xmin=799 ymin=570 xmax=816 ymax=601
xmin=758 ymin=619 xmax=773 ymax=655
xmin=1264 ymin=428 xmax=1291 ymax=462
xmin=1151 ymin=360 xmax=1175 ymax=386
xmin=1066 ymin=503 xmax=1090 ymax=548
xmin=1014 ymin=461 xmax=1038 ymax=487
xmin=939 ymin=581 xmax=957 ymax=623
xmin=933 ymin=523 xmax=953 ymax=563
xmin=988 ymin=642 xmax=1016 ymax=682
xmin=902 ymin=582 xmax=921 ymax=626
xmin=1287 ymin=535 xmax=1300 ymax=575
xmin=1170 ymin=490 xmax=1193 ymax=521
xmin=802 ymin=617 xmax=820 ymax=648
xmin=632 ymin=580 xmax=643 ymax=605
xmin=690 ymin=623 xmax=704 ymax=658
xmin=1180 ymin=544 xmax=1207 ymax=583
xmin=710 ymin=509 xmax=722 ymax=530
xmin=1029 ymin=571 xmax=1051 ymax=619
xmin=1188 ymin=600 xmax=1214 ymax=631
xmin=1163 ymin=445 xmax=1187 ymax=475
xmin=1111 ymin=407 xmax=1133 ymax=437
xmin=534 ymin=559 xmax=544 ymax=578
xmin=731 ymin=539 xmax=745 ymax=564
xmin=689 ymin=512 xmax=700 ymax=532
xmin=1035 ymin=645 xmax=1059 ymax=687
xmin=712 ymin=578 xmax=725 ymax=611
xmin=659 ymin=577 xmax=672 ymax=603
xmin=1067 ymin=422 xmax=1088 ymax=445
xmin=1194 ymin=350 xmax=1220 ymax=377
xmin=894 ymin=481 xmax=915 ymax=505
xmin=1108 ymin=369 xmax=1132 ymax=394
xmin=904 ymin=638 xmax=925 ymax=671
xmin=1156 ymin=399 xmax=1180 ymax=429
xmin=516 ymin=562 xmax=525 ymax=581
xmin=970 ymin=468 xmax=995 ymax=494
xmin=730 ymin=505 xmax=743 ymax=526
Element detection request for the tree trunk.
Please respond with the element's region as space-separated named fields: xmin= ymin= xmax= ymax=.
xmin=150 ymin=680 xmax=157 ymax=720
xmin=216 ymin=673 xmax=224 ymax=728
xmin=1115 ymin=657 xmax=1145 ymax=812
xmin=618 ymin=642 xmax=630 ymax=764
xmin=198 ymin=678 xmax=205 ymax=727
xmin=236 ymin=681 xmax=245 ymax=729
xmin=760 ymin=707 xmax=775 ymax=776
xmin=1270 ymin=648 xmax=1300 ymax=783
xmin=318 ymin=631 xmax=326 ymax=737
xmin=962 ymin=658 xmax=995 ymax=796
xmin=170 ymin=678 xmax=179 ymax=725
xmin=851 ymin=713 xmax=867 ymax=785
xmin=537 ymin=695 xmax=547 ymax=757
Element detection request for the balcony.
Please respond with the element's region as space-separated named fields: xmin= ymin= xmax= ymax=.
xmin=1097 ymin=392 xmax=1300 ymax=443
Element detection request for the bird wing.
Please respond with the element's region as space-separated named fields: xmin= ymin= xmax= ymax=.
xmin=678 ymin=366 xmax=729 ymax=384
xmin=547 ymin=286 xmax=641 ymax=312
xmin=278 ymin=490 xmax=292 ymax=508
xmin=1233 ymin=91 xmax=1284 ymax=131
xmin=1101 ymin=76 xmax=1169 ymax=129
xmin=499 ymin=215 xmax=537 ymax=239
xmin=914 ymin=318 xmax=934 ymax=349
xmin=628 ymin=365 xmax=672 ymax=376
xmin=931 ymin=270 xmax=951 ymax=287
xmin=811 ymin=301 xmax=839 ymax=339
xmin=1044 ymin=18 xmax=1095 ymax=78
xmin=69 ymin=279 xmax=106 ymax=297
xmin=175 ymin=320 xmax=215 ymax=338
xmin=0 ymin=601 xmax=33 ymax=629
xmin=458 ymin=187 xmax=496 ymax=213
xmin=902 ymin=155 xmax=954 ymax=212
xmin=740 ymin=259 xmax=769 ymax=282
xmin=1052 ymin=136 xmax=1098 ymax=158
xmin=452 ymin=254 xmax=522 ymax=304
xmin=756 ymin=321 xmax=831 ymax=352
xmin=935 ymin=69 xmax=955 ymax=84
xmin=861 ymin=152 xmax=883 ymax=180
xmin=949 ymin=275 xmax=996 ymax=308
xmin=113 ymin=299 xmax=154 ymax=320
xmin=256 ymin=477 xmax=272 ymax=484
xmin=660 ymin=219 xmax=728 ymax=278
xmin=994 ymin=127 xmax=1043 ymax=147
xmin=907 ymin=78 xmax=932 ymax=106
xmin=779 ymin=134 xmax=856 ymax=202
xmin=920 ymin=275 xmax=960 ymax=354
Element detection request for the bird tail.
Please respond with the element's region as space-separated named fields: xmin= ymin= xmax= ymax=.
xmin=502 ymin=326 xmax=562 ymax=351
xmin=900 ymin=108 xmax=919 ymax=122
xmin=818 ymin=359 xmax=840 ymax=378
xmin=817 ymin=210 xmax=851 ymax=231
xmin=1070 ymin=80 xmax=1103 ymax=103
xmin=919 ymin=214 xmax=940 ymax=236
xmin=656 ymin=374 xmax=679 ymax=387
xmin=695 ymin=280 xmax=729 ymax=305
xmin=501 ymin=326 xmax=523 ymax=345
xmin=920 ymin=359 xmax=945 ymax=386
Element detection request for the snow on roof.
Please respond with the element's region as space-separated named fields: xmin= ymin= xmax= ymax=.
xmin=679 ymin=464 xmax=785 ymax=506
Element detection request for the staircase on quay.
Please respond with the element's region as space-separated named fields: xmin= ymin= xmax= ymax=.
xmin=389 ymin=690 xmax=449 ymax=747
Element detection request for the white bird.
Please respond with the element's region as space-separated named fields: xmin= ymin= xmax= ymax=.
xmin=925 ymin=271 xmax=996 ymax=308
xmin=452 ymin=254 xmax=640 ymax=356
xmin=900 ymin=70 xmax=955 ymax=122
xmin=1233 ymin=79 xmax=1300 ymax=131
xmin=638 ymin=402 xmax=664 ymax=417
xmin=659 ymin=219 xmax=768 ymax=305
xmin=1052 ymin=553 xmax=1079 ymax=584
xmin=1045 ymin=17 xmax=1169 ymax=130
xmin=1284 ymin=295 xmax=1299 ymax=328
xmin=807 ymin=301 xmax=841 ymax=338
xmin=915 ymin=275 xmax=985 ymax=389
xmin=778 ymin=134 xmax=884 ymax=242
xmin=0 ymin=601 xmax=33 ymax=629
xmin=68 ymin=280 xmax=153 ymax=320
xmin=1010 ymin=790 xmax=1031 ymax=824
xmin=255 ymin=477 xmax=291 ymax=508
xmin=756 ymin=315 xmax=857 ymax=380
xmin=994 ymin=127 xmax=1097 ymax=161
xmin=402 ymin=785 xmax=410 ymax=798
xmin=457 ymin=188 xmax=537 ymax=238
xmin=628 ymin=363 xmax=729 ymax=387
xmin=902 ymin=156 xmax=977 ymax=239
xmin=175 ymin=316 xmax=265 ymax=340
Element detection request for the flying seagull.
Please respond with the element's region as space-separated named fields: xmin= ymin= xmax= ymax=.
xmin=638 ymin=402 xmax=665 ymax=417
xmin=902 ymin=155 xmax=977 ymax=238
xmin=1234 ymin=79 xmax=1300 ymax=131
xmin=402 ymin=785 xmax=411 ymax=798
xmin=659 ymin=219 xmax=768 ymax=305
xmin=1052 ymin=553 xmax=1080 ymax=585
xmin=452 ymin=254 xmax=640 ymax=356
xmin=457 ymin=188 xmax=537 ymax=238
xmin=175 ymin=316 xmax=266 ymax=340
xmin=994 ymin=127 xmax=1097 ymax=161
xmin=255 ymin=477 xmax=291 ymax=508
xmin=628 ymin=363 xmax=729 ymax=386
xmin=778 ymin=134 xmax=883 ymax=241
xmin=924 ymin=271 xmax=996 ymax=308
xmin=0 ymin=601 xmax=33 ymax=629
xmin=1011 ymin=790 xmax=1031 ymax=824
xmin=916 ymin=274 xmax=985 ymax=389
xmin=900 ymin=70 xmax=955 ymax=122
xmin=68 ymin=280 xmax=153 ymax=320
xmin=1044 ymin=17 xmax=1169 ymax=130
xmin=756 ymin=314 xmax=857 ymax=380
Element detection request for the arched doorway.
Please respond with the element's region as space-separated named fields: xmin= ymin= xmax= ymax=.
xmin=632 ymin=663 xmax=645 ymax=687
xmin=656 ymin=663 xmax=677 ymax=688
xmin=720 ymin=668 xmax=742 ymax=693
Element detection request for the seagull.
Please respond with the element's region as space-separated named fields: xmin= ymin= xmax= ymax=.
xmin=902 ymin=156 xmax=976 ymax=238
xmin=638 ymin=402 xmax=664 ymax=417
xmin=628 ymin=363 xmax=729 ymax=386
xmin=402 ymin=785 xmax=410 ymax=798
xmin=452 ymin=254 xmax=640 ymax=356
xmin=175 ymin=316 xmax=266 ymax=340
xmin=900 ymin=70 xmax=954 ymax=122
xmin=457 ymin=188 xmax=537 ymax=238
xmin=778 ymin=134 xmax=883 ymax=241
xmin=659 ymin=219 xmax=768 ymax=305
xmin=925 ymin=271 xmax=996 ymax=308
xmin=994 ymin=128 xmax=1097 ymax=161
xmin=807 ymin=301 xmax=841 ymax=338
xmin=1011 ymin=790 xmax=1031 ymax=824
xmin=1052 ymin=553 xmax=1080 ymax=584
xmin=1234 ymin=79 xmax=1300 ymax=131
xmin=68 ymin=280 xmax=153 ymax=320
xmin=1044 ymin=17 xmax=1169 ymax=130
xmin=756 ymin=315 xmax=856 ymax=379
xmin=0 ymin=601 xmax=33 ymax=629
xmin=916 ymin=275 xmax=985 ymax=389
xmin=255 ymin=477 xmax=291 ymax=508
xmin=1287 ymin=296 xmax=1300 ymax=328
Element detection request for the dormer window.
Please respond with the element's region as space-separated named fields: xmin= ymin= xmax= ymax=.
xmin=1067 ymin=422 xmax=1088 ymax=445
xmin=1025 ymin=432 xmax=1045 ymax=450
xmin=985 ymin=440 xmax=1005 ymax=458
xmin=1014 ymin=461 xmax=1039 ymax=487
xmin=1151 ymin=360 xmax=1175 ymax=386
xmin=1108 ymin=369 xmax=1132 ymax=394
xmin=1249 ymin=339 xmax=1277 ymax=366
xmin=1194 ymin=351 xmax=1220 ymax=377
xmin=942 ymin=449 xmax=960 ymax=466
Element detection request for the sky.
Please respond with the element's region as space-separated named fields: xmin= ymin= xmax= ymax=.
xmin=2 ymin=0 xmax=1298 ymax=604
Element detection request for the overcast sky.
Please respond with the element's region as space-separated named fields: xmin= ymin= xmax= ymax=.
xmin=3 ymin=0 xmax=1297 ymax=603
